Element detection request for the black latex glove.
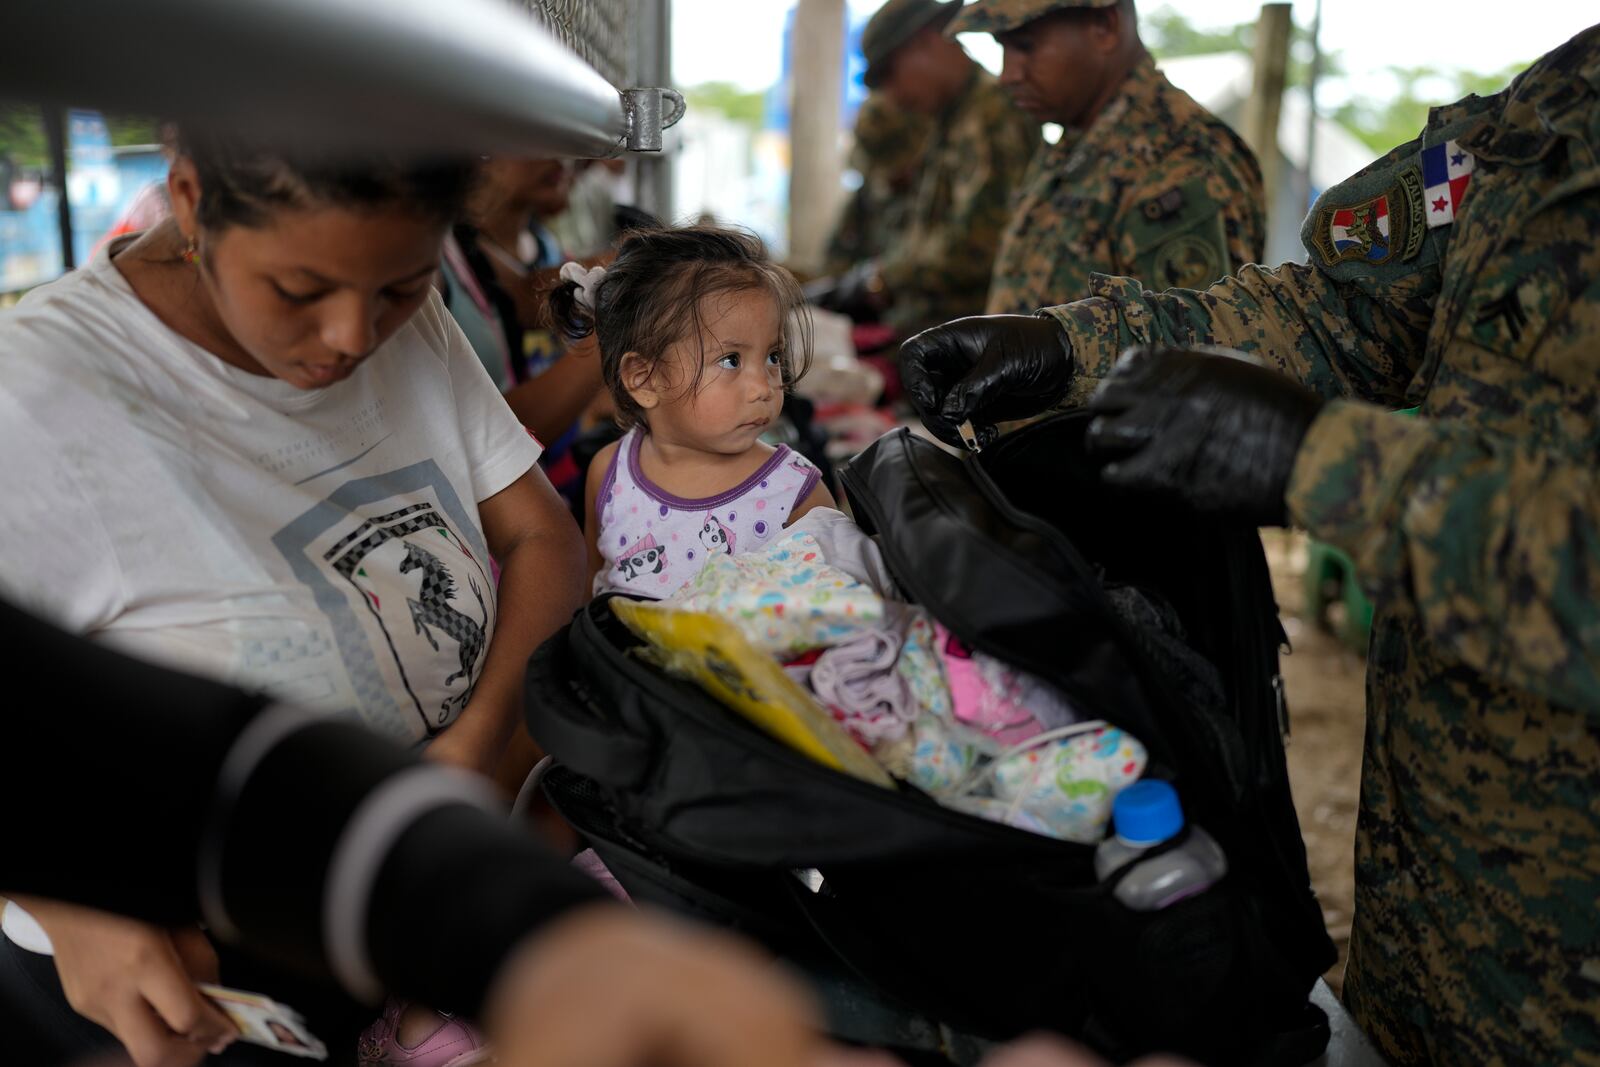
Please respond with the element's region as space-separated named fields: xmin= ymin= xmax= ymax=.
xmin=900 ymin=314 xmax=1075 ymax=450
xmin=1085 ymin=345 xmax=1325 ymax=526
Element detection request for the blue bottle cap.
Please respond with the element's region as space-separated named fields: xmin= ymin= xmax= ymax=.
xmin=1112 ymin=780 xmax=1185 ymax=846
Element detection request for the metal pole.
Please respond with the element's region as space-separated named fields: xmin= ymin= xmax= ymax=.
xmin=788 ymin=0 xmax=847 ymax=273
xmin=1298 ymin=0 xmax=1325 ymax=219
xmin=1243 ymin=3 xmax=1293 ymax=234
xmin=1 ymin=0 xmax=677 ymax=159
xmin=42 ymin=107 xmax=74 ymax=272
xmin=633 ymin=0 xmax=676 ymax=219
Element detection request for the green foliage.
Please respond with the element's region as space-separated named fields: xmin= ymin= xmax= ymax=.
xmin=1143 ymin=7 xmax=1251 ymax=58
xmin=681 ymin=81 xmax=766 ymax=128
xmin=1141 ymin=5 xmax=1532 ymax=154
xmin=1143 ymin=5 xmax=1343 ymax=87
xmin=1333 ymin=62 xmax=1528 ymax=153
xmin=0 ymin=108 xmax=163 ymax=171
xmin=106 ymin=115 xmax=164 ymax=148
xmin=0 ymin=106 xmax=48 ymax=169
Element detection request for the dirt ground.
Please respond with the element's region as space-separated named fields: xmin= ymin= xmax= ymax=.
xmin=1259 ymin=529 xmax=1367 ymax=992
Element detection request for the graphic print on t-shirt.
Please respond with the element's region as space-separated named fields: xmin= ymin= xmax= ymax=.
xmin=617 ymin=534 xmax=667 ymax=583
xmin=273 ymin=460 xmax=495 ymax=740
xmin=593 ymin=430 xmax=822 ymax=599
xmin=699 ymin=514 xmax=735 ymax=555
xmin=327 ymin=503 xmax=489 ymax=726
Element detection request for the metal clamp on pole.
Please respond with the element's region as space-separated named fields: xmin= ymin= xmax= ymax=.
xmin=621 ymin=88 xmax=686 ymax=153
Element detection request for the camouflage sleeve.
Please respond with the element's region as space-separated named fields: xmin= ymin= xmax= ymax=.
xmin=1042 ymin=261 xmax=1440 ymax=408
xmin=1042 ymin=130 xmax=1451 ymax=407
xmin=1288 ymin=400 xmax=1600 ymax=711
xmin=878 ymin=106 xmax=1036 ymax=306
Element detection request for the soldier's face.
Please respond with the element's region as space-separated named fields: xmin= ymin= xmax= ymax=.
xmin=880 ymin=29 xmax=947 ymax=115
xmin=997 ymin=11 xmax=1120 ymax=128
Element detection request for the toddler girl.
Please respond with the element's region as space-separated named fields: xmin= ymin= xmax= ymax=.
xmin=551 ymin=225 xmax=834 ymax=596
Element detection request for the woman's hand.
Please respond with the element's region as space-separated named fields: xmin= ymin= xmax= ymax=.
xmin=486 ymin=907 xmax=823 ymax=1067
xmin=484 ymin=910 xmax=1201 ymax=1067
xmin=980 ymin=1035 xmax=1196 ymax=1067
xmin=21 ymin=898 xmax=236 ymax=1067
xmin=446 ymin=469 xmax=587 ymax=789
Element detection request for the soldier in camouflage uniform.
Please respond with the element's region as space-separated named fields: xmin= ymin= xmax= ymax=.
xmin=823 ymin=92 xmax=932 ymax=279
xmin=902 ymin=23 xmax=1600 ymax=1066
xmin=949 ymin=0 xmax=1265 ymax=313
xmin=833 ymin=0 xmax=1037 ymax=337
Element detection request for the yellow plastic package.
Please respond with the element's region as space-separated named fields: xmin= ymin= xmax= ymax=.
xmin=612 ymin=599 xmax=894 ymax=788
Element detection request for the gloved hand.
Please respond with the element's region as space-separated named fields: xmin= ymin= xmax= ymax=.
xmin=901 ymin=314 xmax=1075 ymax=450
xmin=1085 ymin=345 xmax=1325 ymax=526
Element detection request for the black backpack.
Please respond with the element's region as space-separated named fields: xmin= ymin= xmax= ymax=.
xmin=526 ymin=412 xmax=1336 ymax=1064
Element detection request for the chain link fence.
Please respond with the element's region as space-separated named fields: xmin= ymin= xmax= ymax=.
xmin=524 ymin=0 xmax=635 ymax=89
xmin=517 ymin=0 xmax=673 ymax=218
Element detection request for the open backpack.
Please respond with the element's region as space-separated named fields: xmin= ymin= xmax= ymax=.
xmin=526 ymin=411 xmax=1337 ymax=1065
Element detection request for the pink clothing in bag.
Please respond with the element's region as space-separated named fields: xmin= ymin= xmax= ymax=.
xmin=934 ymin=622 xmax=1080 ymax=746
xmin=594 ymin=426 xmax=821 ymax=597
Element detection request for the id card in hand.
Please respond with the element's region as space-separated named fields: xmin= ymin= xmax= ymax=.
xmin=199 ymin=984 xmax=328 ymax=1060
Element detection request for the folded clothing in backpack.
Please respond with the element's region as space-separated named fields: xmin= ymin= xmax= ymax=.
xmin=614 ymin=520 xmax=1154 ymax=847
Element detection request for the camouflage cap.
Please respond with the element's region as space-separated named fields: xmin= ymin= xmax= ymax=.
xmin=947 ymin=0 xmax=1119 ymax=38
xmin=862 ymin=0 xmax=961 ymax=88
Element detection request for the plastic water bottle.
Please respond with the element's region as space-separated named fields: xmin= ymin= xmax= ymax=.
xmin=1094 ymin=780 xmax=1227 ymax=911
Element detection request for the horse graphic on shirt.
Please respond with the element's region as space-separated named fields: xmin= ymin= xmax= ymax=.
xmin=399 ymin=540 xmax=487 ymax=712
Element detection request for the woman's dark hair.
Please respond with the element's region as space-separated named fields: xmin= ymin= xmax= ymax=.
xmin=176 ymin=127 xmax=477 ymax=232
xmin=548 ymin=224 xmax=812 ymax=431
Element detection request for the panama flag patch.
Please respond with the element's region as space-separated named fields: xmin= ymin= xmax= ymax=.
xmin=1311 ymin=167 xmax=1427 ymax=267
xmin=1329 ymin=196 xmax=1390 ymax=261
xmin=1421 ymin=140 xmax=1474 ymax=228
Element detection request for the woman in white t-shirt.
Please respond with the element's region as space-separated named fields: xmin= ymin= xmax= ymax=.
xmin=0 ymin=132 xmax=587 ymax=1064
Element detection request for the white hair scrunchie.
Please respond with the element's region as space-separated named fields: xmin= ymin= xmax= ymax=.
xmin=559 ymin=260 xmax=608 ymax=313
